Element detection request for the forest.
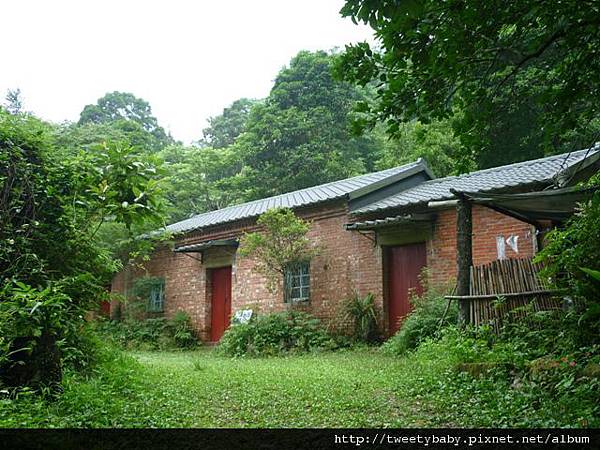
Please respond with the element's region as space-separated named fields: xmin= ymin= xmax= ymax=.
xmin=1 ymin=0 xmax=599 ymax=431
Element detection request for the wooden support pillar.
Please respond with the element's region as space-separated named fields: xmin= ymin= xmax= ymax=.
xmin=455 ymin=193 xmax=473 ymax=324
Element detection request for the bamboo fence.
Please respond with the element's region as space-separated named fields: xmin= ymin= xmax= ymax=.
xmin=446 ymin=257 xmax=563 ymax=332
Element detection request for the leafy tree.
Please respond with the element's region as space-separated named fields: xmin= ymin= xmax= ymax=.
xmin=1 ymin=112 xmax=76 ymax=284
xmin=159 ymin=144 xmax=244 ymax=221
xmin=78 ymin=91 xmax=173 ymax=152
xmin=201 ymin=98 xmax=257 ymax=148
xmin=537 ymin=175 xmax=600 ymax=314
xmin=239 ymin=208 xmax=319 ymax=294
xmin=55 ymin=119 xmax=171 ymax=159
xmin=0 ymin=108 xmax=167 ymax=389
xmin=3 ymin=88 xmax=23 ymax=115
xmin=235 ymin=50 xmax=379 ymax=199
xmin=335 ymin=1 xmax=600 ymax=166
xmin=79 ymin=142 xmax=167 ymax=232
xmin=373 ymin=118 xmax=470 ymax=176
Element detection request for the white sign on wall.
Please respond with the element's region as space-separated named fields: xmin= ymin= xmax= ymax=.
xmin=233 ymin=309 xmax=253 ymax=324
xmin=496 ymin=234 xmax=519 ymax=259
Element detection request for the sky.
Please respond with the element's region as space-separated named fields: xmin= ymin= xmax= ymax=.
xmin=0 ymin=0 xmax=375 ymax=144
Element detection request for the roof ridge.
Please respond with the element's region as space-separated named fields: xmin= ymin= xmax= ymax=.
xmin=419 ymin=148 xmax=593 ymax=187
xmin=176 ymin=160 xmax=423 ymax=222
xmin=350 ymin=146 xmax=600 ymax=216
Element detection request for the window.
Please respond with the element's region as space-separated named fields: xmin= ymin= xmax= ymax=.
xmin=147 ymin=279 xmax=165 ymax=312
xmin=284 ymin=262 xmax=310 ymax=303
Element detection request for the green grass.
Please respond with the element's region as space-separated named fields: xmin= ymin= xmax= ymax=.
xmin=1 ymin=344 xmax=597 ymax=427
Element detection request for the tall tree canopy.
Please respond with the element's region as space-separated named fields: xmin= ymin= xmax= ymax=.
xmin=335 ymin=0 xmax=600 ymax=168
xmin=3 ymin=89 xmax=24 ymax=115
xmin=236 ymin=50 xmax=379 ymax=199
xmin=159 ymin=144 xmax=244 ymax=221
xmin=201 ymin=98 xmax=256 ymax=149
xmin=373 ymin=119 xmax=469 ymax=176
xmin=78 ymin=91 xmax=173 ymax=151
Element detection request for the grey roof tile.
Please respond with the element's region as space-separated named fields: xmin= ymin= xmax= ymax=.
xmin=352 ymin=149 xmax=598 ymax=215
xmin=165 ymin=160 xmax=427 ymax=234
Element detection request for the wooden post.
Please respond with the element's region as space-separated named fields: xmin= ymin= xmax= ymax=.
xmin=455 ymin=192 xmax=473 ymax=324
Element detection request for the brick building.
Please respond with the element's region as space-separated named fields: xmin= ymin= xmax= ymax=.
xmin=111 ymin=149 xmax=599 ymax=341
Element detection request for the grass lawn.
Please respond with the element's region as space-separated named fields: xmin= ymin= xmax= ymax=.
xmin=1 ymin=348 xmax=445 ymax=428
xmin=129 ymin=349 xmax=437 ymax=428
xmin=1 ymin=346 xmax=596 ymax=428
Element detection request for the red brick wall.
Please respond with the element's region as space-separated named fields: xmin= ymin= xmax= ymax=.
xmin=111 ymin=202 xmax=535 ymax=340
xmin=427 ymin=205 xmax=536 ymax=287
xmin=111 ymin=202 xmax=383 ymax=341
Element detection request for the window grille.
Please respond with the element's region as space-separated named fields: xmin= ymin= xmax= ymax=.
xmin=147 ymin=279 xmax=165 ymax=312
xmin=284 ymin=262 xmax=310 ymax=303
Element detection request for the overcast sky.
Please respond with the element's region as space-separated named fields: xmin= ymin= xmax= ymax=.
xmin=1 ymin=0 xmax=374 ymax=143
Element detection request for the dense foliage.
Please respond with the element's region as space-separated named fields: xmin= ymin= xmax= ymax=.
xmin=94 ymin=312 xmax=198 ymax=351
xmin=233 ymin=51 xmax=380 ymax=199
xmin=536 ymin=177 xmax=600 ymax=352
xmin=408 ymin=325 xmax=598 ymax=427
xmin=336 ymin=1 xmax=600 ymax=169
xmin=382 ymin=284 xmax=458 ymax=356
xmin=159 ymin=144 xmax=243 ymax=221
xmin=343 ymin=292 xmax=380 ymax=343
xmin=372 ymin=119 xmax=471 ymax=176
xmin=239 ymin=208 xmax=319 ymax=294
xmin=218 ymin=311 xmax=335 ymax=357
xmin=200 ymin=98 xmax=256 ymax=149
xmin=0 ymin=108 xmax=166 ymax=390
xmin=45 ymin=49 xmax=474 ymax=233
xmin=78 ymin=91 xmax=174 ymax=152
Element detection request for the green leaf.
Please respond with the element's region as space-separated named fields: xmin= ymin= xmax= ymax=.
xmin=580 ymin=267 xmax=600 ymax=282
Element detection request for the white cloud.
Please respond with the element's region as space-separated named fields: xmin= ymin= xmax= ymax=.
xmin=0 ymin=0 xmax=374 ymax=143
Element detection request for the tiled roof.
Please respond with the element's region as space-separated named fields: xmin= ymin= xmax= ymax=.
xmin=165 ymin=159 xmax=429 ymax=234
xmin=352 ymin=148 xmax=599 ymax=215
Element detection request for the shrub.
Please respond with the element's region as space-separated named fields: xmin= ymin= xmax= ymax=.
xmin=405 ymin=325 xmax=600 ymax=427
xmin=343 ymin=292 xmax=380 ymax=343
xmin=382 ymin=285 xmax=457 ymax=355
xmin=0 ymin=281 xmax=71 ymax=390
xmin=239 ymin=208 xmax=320 ymax=294
xmin=170 ymin=311 xmax=198 ymax=349
xmin=536 ymin=176 xmax=600 ymax=351
xmin=94 ymin=311 xmax=198 ymax=350
xmin=0 ymin=110 xmax=167 ymax=391
xmin=218 ymin=311 xmax=334 ymax=357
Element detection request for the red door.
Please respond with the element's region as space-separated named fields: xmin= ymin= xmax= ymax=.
xmin=387 ymin=243 xmax=427 ymax=336
xmin=210 ymin=266 xmax=232 ymax=342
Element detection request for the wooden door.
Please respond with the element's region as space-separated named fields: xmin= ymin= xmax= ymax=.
xmin=210 ymin=266 xmax=232 ymax=342
xmin=387 ymin=243 xmax=427 ymax=336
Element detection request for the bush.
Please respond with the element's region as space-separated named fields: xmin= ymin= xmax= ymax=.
xmin=536 ymin=176 xmax=600 ymax=351
xmin=0 ymin=281 xmax=72 ymax=390
xmin=94 ymin=311 xmax=198 ymax=350
xmin=1 ymin=110 xmax=167 ymax=390
xmin=405 ymin=325 xmax=600 ymax=427
xmin=218 ymin=311 xmax=334 ymax=357
xmin=343 ymin=292 xmax=380 ymax=343
xmin=170 ymin=311 xmax=198 ymax=348
xmin=382 ymin=286 xmax=457 ymax=355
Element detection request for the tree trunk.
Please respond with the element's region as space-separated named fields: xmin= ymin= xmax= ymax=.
xmin=456 ymin=196 xmax=473 ymax=324
xmin=3 ymin=329 xmax=62 ymax=392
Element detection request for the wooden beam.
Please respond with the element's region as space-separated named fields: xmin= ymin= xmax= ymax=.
xmin=454 ymin=192 xmax=473 ymax=324
xmin=445 ymin=289 xmax=563 ymax=300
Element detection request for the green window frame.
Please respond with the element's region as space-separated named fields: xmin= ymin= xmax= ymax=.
xmin=147 ymin=279 xmax=165 ymax=312
xmin=284 ymin=262 xmax=310 ymax=303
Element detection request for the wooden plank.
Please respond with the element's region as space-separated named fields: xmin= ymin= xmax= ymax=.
xmin=445 ymin=289 xmax=563 ymax=300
